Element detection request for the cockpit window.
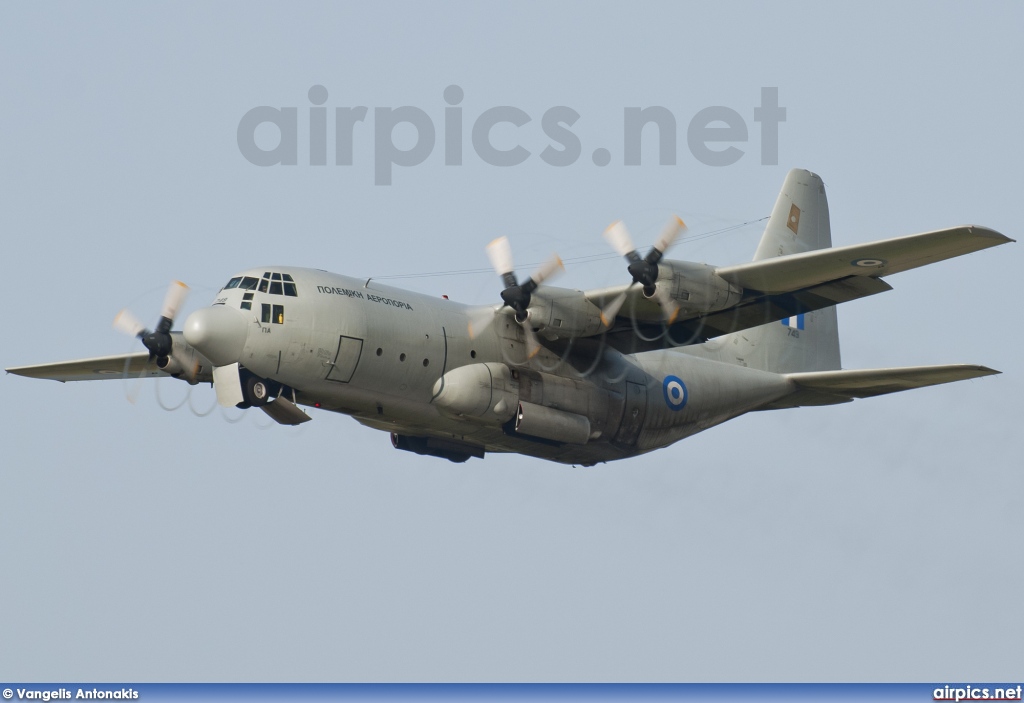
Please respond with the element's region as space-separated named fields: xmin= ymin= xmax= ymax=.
xmin=231 ymin=272 xmax=298 ymax=297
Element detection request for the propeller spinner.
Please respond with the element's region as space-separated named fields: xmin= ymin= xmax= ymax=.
xmin=600 ymin=216 xmax=686 ymax=326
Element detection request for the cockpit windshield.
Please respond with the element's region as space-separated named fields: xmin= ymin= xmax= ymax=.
xmin=222 ymin=273 xmax=296 ymax=296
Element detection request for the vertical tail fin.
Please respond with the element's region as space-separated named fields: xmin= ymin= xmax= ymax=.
xmin=720 ymin=169 xmax=841 ymax=373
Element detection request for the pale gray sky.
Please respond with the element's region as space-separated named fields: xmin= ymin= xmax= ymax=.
xmin=1 ymin=0 xmax=1021 ymax=681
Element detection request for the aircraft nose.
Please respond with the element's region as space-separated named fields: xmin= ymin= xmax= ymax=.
xmin=183 ymin=305 xmax=249 ymax=366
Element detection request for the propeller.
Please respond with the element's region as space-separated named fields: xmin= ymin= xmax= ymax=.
xmin=469 ymin=236 xmax=564 ymax=359
xmin=113 ymin=280 xmax=190 ymax=362
xmin=600 ymin=216 xmax=686 ymax=326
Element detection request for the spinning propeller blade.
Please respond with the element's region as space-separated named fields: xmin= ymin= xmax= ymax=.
xmin=486 ymin=237 xmax=516 ymax=285
xmin=113 ymin=309 xmax=147 ymax=338
xmin=467 ymin=305 xmax=499 ymax=339
xmin=160 ymin=280 xmax=189 ymax=322
xmin=604 ymin=221 xmax=639 ymax=259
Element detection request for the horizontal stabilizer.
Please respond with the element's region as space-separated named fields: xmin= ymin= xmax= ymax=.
xmin=717 ymin=226 xmax=1013 ymax=294
xmin=765 ymin=364 xmax=1000 ymax=409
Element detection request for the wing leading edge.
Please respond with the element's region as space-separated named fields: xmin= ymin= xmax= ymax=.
xmin=6 ymin=352 xmax=164 ymax=382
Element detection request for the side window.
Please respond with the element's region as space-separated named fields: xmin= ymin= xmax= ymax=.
xmin=241 ymin=292 xmax=254 ymax=311
xmin=261 ymin=304 xmax=271 ymax=323
xmin=272 ymin=305 xmax=284 ymax=324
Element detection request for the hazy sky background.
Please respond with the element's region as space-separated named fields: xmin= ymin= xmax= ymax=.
xmin=1 ymin=1 xmax=1021 ymax=681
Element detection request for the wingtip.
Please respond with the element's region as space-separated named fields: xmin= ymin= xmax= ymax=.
xmin=966 ymin=226 xmax=1015 ymax=244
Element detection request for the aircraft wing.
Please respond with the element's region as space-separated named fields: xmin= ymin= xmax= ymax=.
xmin=714 ymin=225 xmax=1011 ymax=293
xmin=764 ymin=364 xmax=1000 ymax=409
xmin=585 ymin=225 xmax=1011 ymax=354
xmin=6 ymin=352 xmax=165 ymax=382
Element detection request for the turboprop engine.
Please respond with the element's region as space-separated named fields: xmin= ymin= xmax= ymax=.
xmin=431 ymin=362 xmax=625 ymax=445
xmin=655 ymin=260 xmax=744 ymax=316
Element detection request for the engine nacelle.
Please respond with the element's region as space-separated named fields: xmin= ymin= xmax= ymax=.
xmin=657 ymin=260 xmax=744 ymax=315
xmin=156 ymin=347 xmax=201 ymax=384
xmin=523 ymin=286 xmax=605 ymax=338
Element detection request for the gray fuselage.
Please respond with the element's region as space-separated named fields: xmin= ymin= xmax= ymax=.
xmin=208 ymin=266 xmax=793 ymax=465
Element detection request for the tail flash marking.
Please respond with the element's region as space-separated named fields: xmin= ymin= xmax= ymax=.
xmin=781 ymin=314 xmax=805 ymax=330
xmin=787 ymin=203 xmax=801 ymax=234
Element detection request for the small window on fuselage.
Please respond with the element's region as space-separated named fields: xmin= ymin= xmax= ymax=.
xmin=261 ymin=304 xmax=271 ymax=323
xmin=273 ymin=305 xmax=284 ymax=324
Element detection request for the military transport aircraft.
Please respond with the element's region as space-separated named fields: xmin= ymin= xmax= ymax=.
xmin=7 ymin=170 xmax=1013 ymax=464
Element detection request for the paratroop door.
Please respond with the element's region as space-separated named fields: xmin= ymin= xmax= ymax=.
xmin=326 ymin=335 xmax=363 ymax=382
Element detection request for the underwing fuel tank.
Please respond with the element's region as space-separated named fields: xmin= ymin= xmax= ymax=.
xmin=432 ymin=362 xmax=624 ymax=444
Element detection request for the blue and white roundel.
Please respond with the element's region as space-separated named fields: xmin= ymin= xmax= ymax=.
xmin=662 ymin=375 xmax=688 ymax=411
